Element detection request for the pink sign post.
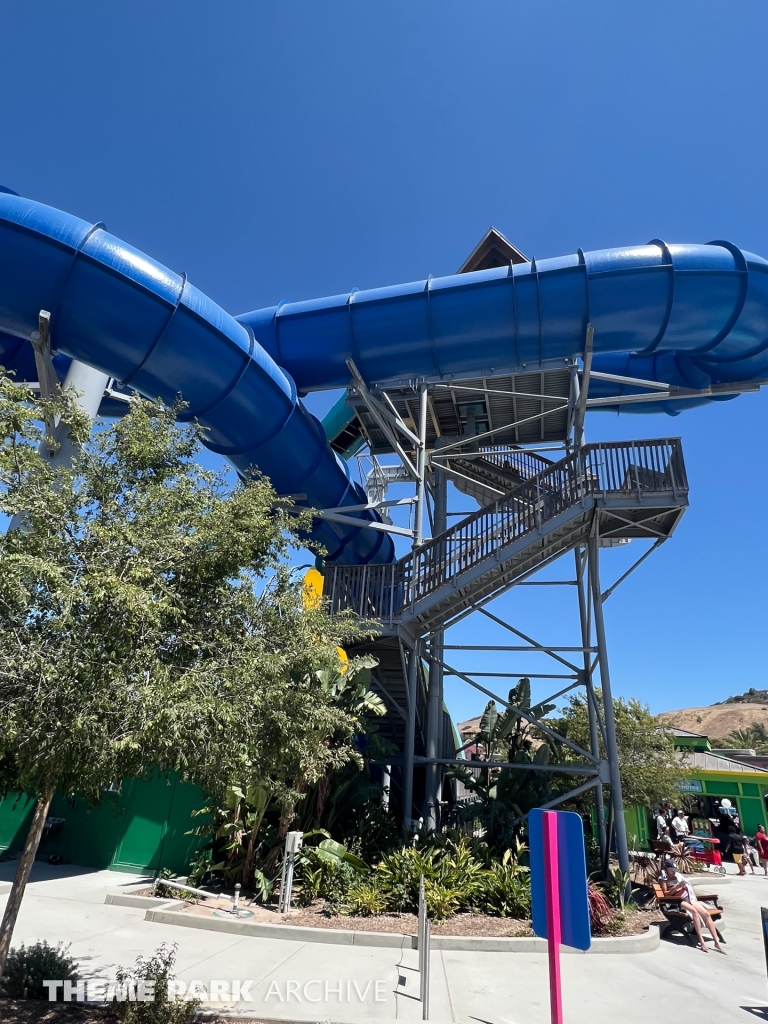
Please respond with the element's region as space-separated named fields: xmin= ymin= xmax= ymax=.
xmin=542 ymin=810 xmax=563 ymax=1024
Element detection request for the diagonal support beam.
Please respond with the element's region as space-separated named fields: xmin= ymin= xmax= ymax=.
xmin=601 ymin=538 xmax=664 ymax=602
xmin=347 ymin=361 xmax=420 ymax=478
xmin=435 ymin=657 xmax=599 ymax=764
xmin=477 ymin=607 xmax=583 ymax=673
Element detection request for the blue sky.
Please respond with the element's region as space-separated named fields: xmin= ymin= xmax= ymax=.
xmin=2 ymin=2 xmax=766 ymax=721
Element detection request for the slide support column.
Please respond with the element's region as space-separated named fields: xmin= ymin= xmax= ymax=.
xmin=402 ymin=637 xmax=421 ymax=835
xmin=588 ymin=531 xmax=630 ymax=877
xmin=575 ymin=546 xmax=608 ymax=868
xmin=424 ymin=464 xmax=447 ymax=831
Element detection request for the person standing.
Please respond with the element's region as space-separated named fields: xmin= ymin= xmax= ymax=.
xmin=656 ymin=808 xmax=668 ymax=840
xmin=754 ymin=826 xmax=768 ymax=875
xmin=727 ymin=823 xmax=748 ymax=876
xmin=672 ymin=809 xmax=690 ymax=842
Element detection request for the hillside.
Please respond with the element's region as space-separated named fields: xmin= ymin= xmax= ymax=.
xmin=657 ymin=703 xmax=768 ymax=742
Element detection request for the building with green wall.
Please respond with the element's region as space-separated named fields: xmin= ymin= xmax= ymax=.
xmin=0 ymin=772 xmax=205 ymax=875
xmin=628 ymin=728 xmax=768 ymax=849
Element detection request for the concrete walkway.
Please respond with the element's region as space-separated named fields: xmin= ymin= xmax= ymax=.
xmin=2 ymin=859 xmax=768 ymax=1023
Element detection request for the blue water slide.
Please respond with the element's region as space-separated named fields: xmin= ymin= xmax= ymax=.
xmin=237 ymin=242 xmax=768 ymax=412
xmin=3 ymin=188 xmax=768 ymax=568
xmin=0 ymin=193 xmax=394 ymax=566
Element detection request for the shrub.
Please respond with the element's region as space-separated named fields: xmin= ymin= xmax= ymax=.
xmin=373 ymin=835 xmax=488 ymax=913
xmin=0 ymin=941 xmax=77 ymax=1000
xmin=109 ymin=943 xmax=198 ymax=1024
xmin=478 ymin=862 xmax=531 ymax=918
xmin=343 ymin=836 xmax=532 ymax=921
xmin=424 ymin=881 xmax=464 ymax=921
xmin=343 ymin=880 xmax=389 ymax=916
xmin=587 ymin=883 xmax=616 ymax=936
xmin=295 ymin=844 xmax=360 ymax=906
xmin=602 ymin=868 xmax=631 ymax=910
xmin=154 ymin=868 xmax=201 ymax=903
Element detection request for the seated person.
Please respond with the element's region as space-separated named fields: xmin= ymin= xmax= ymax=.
xmin=658 ymin=855 xmax=726 ymax=955
xmin=657 ymin=827 xmax=684 ymax=857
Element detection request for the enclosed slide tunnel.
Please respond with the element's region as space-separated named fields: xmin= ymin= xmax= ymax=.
xmin=1 ymin=190 xmax=768 ymax=567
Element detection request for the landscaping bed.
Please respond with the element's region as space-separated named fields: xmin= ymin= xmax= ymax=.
xmin=263 ymin=901 xmax=658 ymax=937
xmin=139 ymin=890 xmax=659 ymax=938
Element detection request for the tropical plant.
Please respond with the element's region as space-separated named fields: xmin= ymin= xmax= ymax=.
xmin=447 ymin=680 xmax=559 ymax=851
xmin=602 ymin=868 xmax=631 ymax=911
xmin=720 ymin=724 xmax=768 ymax=754
xmin=0 ymin=941 xmax=77 ymax=1000
xmin=352 ymin=835 xmax=532 ymax=921
xmin=587 ymin=883 xmax=616 ymax=936
xmin=466 ymin=679 xmax=556 ymax=762
xmin=477 ymin=855 xmax=532 ymax=918
xmin=343 ymin=879 xmax=389 ymax=917
xmin=295 ymin=831 xmax=366 ymax=905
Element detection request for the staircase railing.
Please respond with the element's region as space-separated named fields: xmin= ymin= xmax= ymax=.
xmin=475 ymin=445 xmax=553 ymax=478
xmin=325 ymin=439 xmax=687 ymax=626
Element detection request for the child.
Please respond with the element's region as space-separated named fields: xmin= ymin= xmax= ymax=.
xmin=744 ymin=835 xmax=758 ymax=875
xmin=754 ymin=825 xmax=768 ymax=875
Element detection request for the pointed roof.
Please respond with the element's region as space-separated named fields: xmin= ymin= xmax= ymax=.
xmin=457 ymin=227 xmax=529 ymax=274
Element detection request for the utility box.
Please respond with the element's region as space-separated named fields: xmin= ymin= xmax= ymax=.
xmin=285 ymin=831 xmax=303 ymax=855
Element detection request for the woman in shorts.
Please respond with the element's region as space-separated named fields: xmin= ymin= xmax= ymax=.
xmin=658 ymin=856 xmax=727 ymax=954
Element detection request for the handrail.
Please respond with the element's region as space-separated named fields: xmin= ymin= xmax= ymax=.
xmin=438 ymin=445 xmax=552 ymax=485
xmin=326 ymin=439 xmax=687 ymax=625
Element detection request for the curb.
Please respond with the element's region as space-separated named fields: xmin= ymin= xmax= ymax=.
xmin=106 ymin=893 xmax=177 ymax=910
xmin=107 ymin=892 xmax=660 ymax=953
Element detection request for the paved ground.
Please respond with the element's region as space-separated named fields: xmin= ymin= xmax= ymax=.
xmin=2 ymin=860 xmax=768 ymax=1023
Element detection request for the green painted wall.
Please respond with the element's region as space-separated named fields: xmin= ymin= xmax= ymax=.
xmin=626 ymin=768 xmax=768 ymax=850
xmin=0 ymin=772 xmax=207 ymax=876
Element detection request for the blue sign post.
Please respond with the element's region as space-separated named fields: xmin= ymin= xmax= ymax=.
xmin=529 ymin=809 xmax=591 ymax=1024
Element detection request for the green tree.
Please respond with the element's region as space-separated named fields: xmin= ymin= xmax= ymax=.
xmin=555 ymin=691 xmax=686 ymax=811
xmin=0 ymin=375 xmax=371 ymax=975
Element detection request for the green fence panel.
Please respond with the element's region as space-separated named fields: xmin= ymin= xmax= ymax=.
xmin=156 ymin=778 xmax=207 ymax=876
xmin=738 ymin=797 xmax=766 ymax=837
xmin=0 ymin=794 xmax=35 ymax=854
xmin=1 ymin=773 xmax=207 ymax=876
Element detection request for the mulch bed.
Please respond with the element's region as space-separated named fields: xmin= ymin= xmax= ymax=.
xmin=141 ymin=888 xmax=660 ymax=938
xmin=280 ymin=901 xmax=660 ymax=937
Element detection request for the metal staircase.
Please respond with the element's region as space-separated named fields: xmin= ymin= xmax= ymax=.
xmin=353 ymin=636 xmax=427 ymax=757
xmin=326 ymin=439 xmax=688 ymax=637
xmin=443 ymin=445 xmax=553 ymax=507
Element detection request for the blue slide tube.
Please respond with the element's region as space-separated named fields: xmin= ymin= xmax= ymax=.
xmin=237 ymin=241 xmax=768 ymax=404
xmin=3 ymin=190 xmax=768 ymax=567
xmin=0 ymin=193 xmax=394 ymax=566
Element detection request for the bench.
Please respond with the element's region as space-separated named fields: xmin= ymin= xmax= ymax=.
xmin=652 ymin=882 xmax=724 ymax=946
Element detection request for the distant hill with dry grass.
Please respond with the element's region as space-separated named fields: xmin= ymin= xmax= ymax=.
xmin=657 ymin=702 xmax=768 ymax=742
